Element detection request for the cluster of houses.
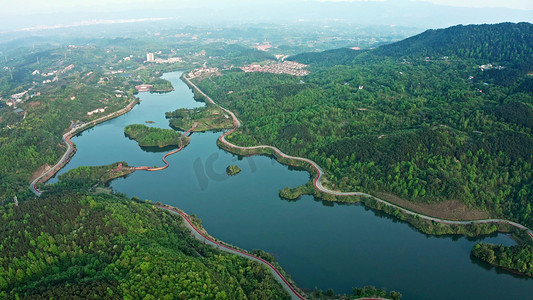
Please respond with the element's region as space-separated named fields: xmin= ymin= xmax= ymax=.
xmin=153 ymin=57 xmax=183 ymax=64
xmin=3 ymin=91 xmax=32 ymax=110
xmin=33 ymin=69 xmax=59 ymax=84
xmin=135 ymin=84 xmax=153 ymax=92
xmin=187 ymin=67 xmax=219 ymax=78
xmin=61 ymin=64 xmax=75 ymax=74
xmin=479 ymin=64 xmax=505 ymax=71
xmin=87 ymin=106 xmax=108 ymax=116
xmin=240 ymin=61 xmax=310 ymax=76
xmin=1 ymin=96 xmax=25 ymax=114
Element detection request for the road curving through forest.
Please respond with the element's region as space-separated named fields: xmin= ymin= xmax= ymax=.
xmin=157 ymin=205 xmax=306 ymax=300
xmin=30 ymin=100 xmax=138 ymax=196
xmin=183 ymin=75 xmax=533 ymax=241
xmin=133 ymin=124 xmax=197 ymax=171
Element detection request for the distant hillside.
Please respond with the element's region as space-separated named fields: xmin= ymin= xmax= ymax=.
xmin=289 ymin=23 xmax=533 ymax=66
xmin=205 ymin=43 xmax=276 ymax=65
xmin=287 ymin=48 xmax=364 ymax=67
xmin=198 ymin=21 xmax=533 ymax=229
xmin=374 ymin=22 xmax=533 ymax=63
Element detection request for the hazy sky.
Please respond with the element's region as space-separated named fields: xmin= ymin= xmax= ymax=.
xmin=320 ymin=0 xmax=533 ymax=10
xmin=1 ymin=0 xmax=531 ymax=32
xmin=3 ymin=0 xmax=532 ymax=15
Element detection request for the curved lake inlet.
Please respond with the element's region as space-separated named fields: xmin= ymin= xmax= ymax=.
xmin=50 ymin=71 xmax=532 ymax=300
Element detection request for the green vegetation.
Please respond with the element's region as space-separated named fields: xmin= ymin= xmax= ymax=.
xmin=124 ymin=124 xmax=187 ymax=148
xmin=0 ymin=39 xmax=305 ymax=299
xmin=148 ymin=78 xmax=174 ymax=92
xmin=0 ymin=66 xmax=136 ymax=202
xmin=351 ymin=286 xmax=402 ymax=300
xmin=310 ymin=286 xmax=402 ymax=300
xmin=0 ymin=191 xmax=291 ymax=299
xmin=2 ymin=22 xmax=532 ymax=298
xmin=166 ymin=104 xmax=234 ymax=132
xmin=291 ymin=22 xmax=533 ymax=67
xmin=50 ymin=162 xmax=133 ymax=191
xmin=194 ymin=23 xmax=533 ymax=229
xmin=362 ymin=197 xmax=514 ymax=237
xmin=0 ymin=40 xmax=195 ymax=202
xmin=0 ymin=26 xmax=444 ymax=298
xmin=280 ymin=182 xmax=316 ymax=200
xmin=204 ymin=43 xmax=276 ymax=66
xmin=226 ymin=165 xmax=242 ymax=176
xmin=472 ymin=243 xmax=533 ymax=277
xmin=373 ymin=22 xmax=533 ymax=63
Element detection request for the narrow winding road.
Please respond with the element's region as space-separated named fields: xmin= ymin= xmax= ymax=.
xmin=134 ymin=124 xmax=197 ymax=171
xmin=31 ymin=101 xmax=195 ymax=194
xmin=158 ymin=205 xmax=306 ymax=300
xmin=29 ymin=75 xmax=532 ymax=299
xmin=30 ymin=100 xmax=137 ymax=196
xmin=183 ymin=76 xmax=533 ymax=241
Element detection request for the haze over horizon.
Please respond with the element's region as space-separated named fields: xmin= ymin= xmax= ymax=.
xmin=4 ymin=0 xmax=533 ymax=13
xmin=1 ymin=0 xmax=532 ymax=34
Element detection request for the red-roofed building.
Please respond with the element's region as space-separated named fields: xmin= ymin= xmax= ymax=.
xmin=135 ymin=84 xmax=153 ymax=92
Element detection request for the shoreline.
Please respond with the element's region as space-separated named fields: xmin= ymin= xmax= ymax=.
xmin=30 ymin=99 xmax=139 ymax=195
xmin=156 ymin=203 xmax=306 ymax=300
xmin=182 ymin=74 xmax=533 ymax=243
xmin=26 ymin=69 xmax=531 ymax=297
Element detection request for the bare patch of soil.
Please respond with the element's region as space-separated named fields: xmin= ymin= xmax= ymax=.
xmin=375 ymin=192 xmax=490 ymax=220
xmin=31 ymin=164 xmax=52 ymax=182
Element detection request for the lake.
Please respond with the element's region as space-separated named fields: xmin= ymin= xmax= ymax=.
xmin=50 ymin=71 xmax=532 ymax=299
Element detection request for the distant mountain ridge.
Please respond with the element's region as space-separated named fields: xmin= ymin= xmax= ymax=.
xmin=289 ymin=22 xmax=533 ymax=66
xmin=374 ymin=22 xmax=533 ymax=63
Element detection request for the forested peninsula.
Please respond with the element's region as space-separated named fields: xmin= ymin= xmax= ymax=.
xmin=472 ymin=243 xmax=533 ymax=277
xmin=124 ymin=124 xmax=186 ymax=148
xmin=0 ymin=39 xmax=298 ymax=299
xmin=0 ymin=191 xmax=290 ymax=299
xmin=166 ymin=104 xmax=234 ymax=132
xmin=1 ymin=21 xmax=532 ymax=298
xmin=192 ymin=23 xmax=533 ymax=276
xmin=194 ymin=23 xmax=533 ymax=230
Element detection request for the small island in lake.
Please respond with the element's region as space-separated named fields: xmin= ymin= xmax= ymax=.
xmin=124 ymin=124 xmax=188 ymax=148
xmin=150 ymin=78 xmax=174 ymax=92
xmin=226 ymin=165 xmax=242 ymax=175
xmin=145 ymin=120 xmax=155 ymax=124
xmin=54 ymin=162 xmax=134 ymax=190
xmin=166 ymin=104 xmax=234 ymax=132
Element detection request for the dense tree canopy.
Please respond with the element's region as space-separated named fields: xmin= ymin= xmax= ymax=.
xmin=472 ymin=243 xmax=533 ymax=277
xmin=0 ymin=191 xmax=290 ymax=299
xmin=124 ymin=124 xmax=186 ymax=148
xmin=195 ymin=23 xmax=533 ymax=228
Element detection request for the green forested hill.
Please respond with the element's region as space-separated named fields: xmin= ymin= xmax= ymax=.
xmin=205 ymin=43 xmax=277 ymax=66
xmin=195 ymin=23 xmax=533 ymax=228
xmin=0 ymin=75 xmax=135 ymax=202
xmin=288 ymin=48 xmax=365 ymax=67
xmin=373 ymin=22 xmax=533 ymax=63
xmin=0 ymin=191 xmax=289 ymax=299
xmin=289 ymin=22 xmax=533 ymax=67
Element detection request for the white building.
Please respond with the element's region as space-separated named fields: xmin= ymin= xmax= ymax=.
xmin=146 ymin=53 xmax=155 ymax=62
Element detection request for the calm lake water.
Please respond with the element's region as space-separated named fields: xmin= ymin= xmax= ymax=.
xmin=51 ymin=71 xmax=532 ymax=299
